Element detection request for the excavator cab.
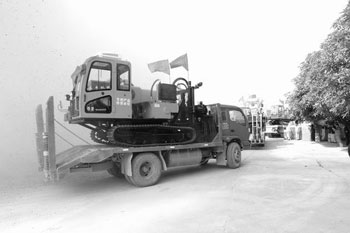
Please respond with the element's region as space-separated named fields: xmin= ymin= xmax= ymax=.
xmin=66 ymin=54 xmax=132 ymax=124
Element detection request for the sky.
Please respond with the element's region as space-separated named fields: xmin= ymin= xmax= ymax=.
xmin=0 ymin=0 xmax=348 ymax=172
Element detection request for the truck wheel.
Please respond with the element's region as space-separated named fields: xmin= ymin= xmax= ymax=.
xmin=107 ymin=162 xmax=123 ymax=178
xmin=227 ymin=142 xmax=241 ymax=169
xmin=130 ymin=153 xmax=162 ymax=187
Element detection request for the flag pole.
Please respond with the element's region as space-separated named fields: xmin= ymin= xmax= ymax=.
xmin=186 ymin=53 xmax=189 ymax=82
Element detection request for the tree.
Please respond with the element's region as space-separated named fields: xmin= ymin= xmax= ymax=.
xmin=288 ymin=2 xmax=350 ymax=124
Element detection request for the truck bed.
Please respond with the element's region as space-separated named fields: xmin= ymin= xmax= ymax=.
xmin=55 ymin=141 xmax=224 ymax=176
xmin=35 ymin=97 xmax=245 ymax=183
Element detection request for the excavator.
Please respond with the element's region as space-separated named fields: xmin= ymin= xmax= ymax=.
xmin=64 ymin=54 xmax=217 ymax=147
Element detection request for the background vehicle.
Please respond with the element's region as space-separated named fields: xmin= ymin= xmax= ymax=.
xmin=240 ymin=94 xmax=265 ymax=146
xmin=241 ymin=107 xmax=266 ymax=146
xmin=265 ymin=118 xmax=291 ymax=138
xmin=265 ymin=104 xmax=292 ymax=138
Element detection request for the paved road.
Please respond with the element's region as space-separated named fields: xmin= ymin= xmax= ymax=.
xmin=1 ymin=138 xmax=350 ymax=233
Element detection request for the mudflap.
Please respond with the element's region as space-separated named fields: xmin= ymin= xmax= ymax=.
xmin=216 ymin=152 xmax=227 ymax=166
xmin=121 ymin=153 xmax=133 ymax=176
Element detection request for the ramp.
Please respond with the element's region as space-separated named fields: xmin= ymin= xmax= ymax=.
xmin=35 ymin=97 xmax=119 ymax=181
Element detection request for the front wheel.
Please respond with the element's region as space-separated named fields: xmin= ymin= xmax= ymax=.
xmin=227 ymin=142 xmax=241 ymax=169
xmin=130 ymin=153 xmax=162 ymax=187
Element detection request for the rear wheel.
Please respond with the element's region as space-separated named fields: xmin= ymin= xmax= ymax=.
xmin=227 ymin=142 xmax=241 ymax=169
xmin=130 ymin=153 xmax=162 ymax=187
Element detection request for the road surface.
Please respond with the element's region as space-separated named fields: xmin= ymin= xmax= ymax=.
xmin=1 ymin=138 xmax=350 ymax=233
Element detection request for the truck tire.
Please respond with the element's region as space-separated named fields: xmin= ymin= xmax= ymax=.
xmin=130 ymin=153 xmax=162 ymax=187
xmin=226 ymin=142 xmax=241 ymax=169
xmin=107 ymin=162 xmax=124 ymax=178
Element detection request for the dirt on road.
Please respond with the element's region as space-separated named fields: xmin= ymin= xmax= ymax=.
xmin=1 ymin=138 xmax=350 ymax=233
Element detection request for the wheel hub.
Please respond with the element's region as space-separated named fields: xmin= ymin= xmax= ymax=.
xmin=140 ymin=162 xmax=152 ymax=177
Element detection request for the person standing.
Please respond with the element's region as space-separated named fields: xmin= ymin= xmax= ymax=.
xmin=311 ymin=124 xmax=315 ymax=141
xmin=334 ymin=123 xmax=343 ymax=146
xmin=344 ymin=124 xmax=350 ymax=146
xmin=296 ymin=121 xmax=302 ymax=140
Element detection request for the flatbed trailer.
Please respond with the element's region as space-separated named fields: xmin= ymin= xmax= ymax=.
xmin=35 ymin=97 xmax=250 ymax=187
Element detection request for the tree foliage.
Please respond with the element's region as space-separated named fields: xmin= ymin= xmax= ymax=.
xmin=287 ymin=2 xmax=350 ymax=123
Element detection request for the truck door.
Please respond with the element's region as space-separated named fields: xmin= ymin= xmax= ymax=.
xmin=222 ymin=107 xmax=250 ymax=147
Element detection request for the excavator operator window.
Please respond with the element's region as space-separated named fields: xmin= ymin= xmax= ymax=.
xmin=86 ymin=61 xmax=112 ymax=92
xmin=117 ymin=64 xmax=130 ymax=91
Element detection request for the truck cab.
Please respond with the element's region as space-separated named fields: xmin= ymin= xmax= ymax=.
xmin=207 ymin=104 xmax=250 ymax=149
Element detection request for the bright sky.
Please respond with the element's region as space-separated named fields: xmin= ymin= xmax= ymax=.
xmin=0 ymin=0 xmax=348 ymax=154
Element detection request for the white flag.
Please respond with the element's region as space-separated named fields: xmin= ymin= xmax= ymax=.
xmin=170 ymin=54 xmax=189 ymax=71
xmin=148 ymin=59 xmax=170 ymax=75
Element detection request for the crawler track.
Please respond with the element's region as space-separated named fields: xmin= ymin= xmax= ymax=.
xmin=107 ymin=124 xmax=196 ymax=147
xmin=90 ymin=124 xmax=196 ymax=147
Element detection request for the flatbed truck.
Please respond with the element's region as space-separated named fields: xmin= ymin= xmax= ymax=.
xmin=35 ymin=97 xmax=250 ymax=187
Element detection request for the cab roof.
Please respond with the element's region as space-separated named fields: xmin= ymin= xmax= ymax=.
xmin=84 ymin=53 xmax=130 ymax=64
